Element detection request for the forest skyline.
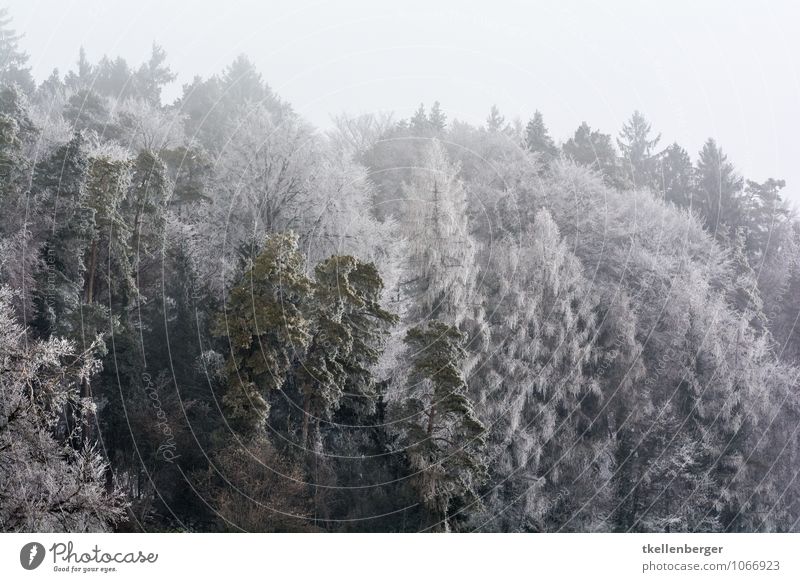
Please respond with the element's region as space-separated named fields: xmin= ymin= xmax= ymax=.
xmin=3 ymin=0 xmax=799 ymax=203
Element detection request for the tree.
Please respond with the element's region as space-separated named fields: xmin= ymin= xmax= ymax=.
xmin=617 ymin=111 xmax=661 ymax=189
xmin=563 ymin=122 xmax=620 ymax=187
xmin=63 ymin=90 xmax=119 ymax=138
xmin=395 ymin=321 xmax=487 ymax=531
xmin=178 ymin=55 xmax=285 ymax=151
xmin=525 ymin=110 xmax=558 ymax=164
xmin=428 ymin=101 xmax=447 ymax=132
xmin=134 ymin=44 xmax=176 ymax=105
xmin=656 ymin=143 xmax=693 ymax=207
xmin=213 ymin=232 xmax=312 ymax=436
xmin=211 ymin=103 xmax=317 ymax=242
xmin=0 ymin=85 xmax=38 ymax=318
xmin=295 ymin=255 xmax=396 ymax=448
xmin=125 ymin=150 xmax=171 ymax=272
xmin=0 ymin=286 xmax=125 ymax=532
xmin=82 ymin=152 xmax=133 ymax=307
xmin=401 ymin=140 xmax=477 ymax=326
xmin=64 ymin=47 xmax=94 ymax=92
xmin=474 ymin=209 xmax=606 ymax=531
xmin=116 ymin=98 xmax=186 ymax=152
xmin=161 ymin=145 xmax=213 ymax=209
xmin=694 ymin=138 xmax=744 ymax=237
xmin=410 ymin=102 xmax=429 ymax=134
xmin=290 ymin=255 xmax=397 ymax=523
xmin=93 ymin=56 xmax=134 ymax=100
xmin=193 ymin=435 xmax=313 ymax=532
xmin=0 ymin=8 xmax=34 ymax=93
xmin=486 ymin=105 xmax=507 ymax=133
xmin=32 ymin=133 xmax=94 ymax=338
xmin=221 ymin=54 xmax=278 ymax=108
xmin=742 ymin=178 xmax=789 ymax=263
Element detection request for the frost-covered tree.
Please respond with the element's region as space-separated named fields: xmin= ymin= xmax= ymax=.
xmin=82 ymin=149 xmax=132 ymax=307
xmin=32 ymin=133 xmax=94 ymax=338
xmin=474 ymin=209 xmax=607 ymax=531
xmin=401 ymin=140 xmax=477 ymax=326
xmin=0 ymin=286 xmax=125 ymax=532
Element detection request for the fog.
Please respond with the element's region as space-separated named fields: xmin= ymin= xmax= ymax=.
xmin=7 ymin=0 xmax=800 ymax=200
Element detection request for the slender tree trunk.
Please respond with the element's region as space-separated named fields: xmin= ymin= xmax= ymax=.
xmin=423 ymin=401 xmax=440 ymax=531
xmin=426 ymin=402 xmax=436 ymax=437
xmin=132 ymin=205 xmax=142 ymax=270
xmin=79 ymin=377 xmax=95 ymax=445
xmin=85 ymin=239 xmax=97 ymax=303
xmin=302 ymin=392 xmax=311 ymax=448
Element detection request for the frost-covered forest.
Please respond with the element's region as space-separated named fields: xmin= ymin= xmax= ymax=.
xmin=2 ymin=8 xmax=800 ymax=533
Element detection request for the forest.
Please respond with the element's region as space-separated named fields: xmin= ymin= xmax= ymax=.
xmin=1 ymin=8 xmax=799 ymax=533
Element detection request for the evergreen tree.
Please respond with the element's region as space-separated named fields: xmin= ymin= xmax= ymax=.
xmin=64 ymin=47 xmax=95 ymax=93
xmin=134 ymin=43 xmax=176 ymax=105
xmin=395 ymin=321 xmax=487 ymax=531
xmin=428 ymin=101 xmax=447 ymax=132
xmin=83 ymin=153 xmax=133 ymax=307
xmin=617 ymin=111 xmax=661 ymax=189
xmin=0 ymin=85 xmax=37 ymax=317
xmin=221 ymin=54 xmax=277 ymax=107
xmin=410 ymin=102 xmax=429 ymax=134
xmin=125 ymin=150 xmax=171 ymax=273
xmin=94 ymin=56 xmax=134 ymax=100
xmin=402 ymin=140 xmax=476 ymax=326
xmin=525 ymin=110 xmax=558 ymax=164
xmin=0 ymin=8 xmax=34 ymax=93
xmin=213 ymin=232 xmax=312 ymax=436
xmin=296 ymin=255 xmax=396 ymax=447
xmin=486 ymin=105 xmax=506 ymax=133
xmin=694 ymin=138 xmax=744 ymax=237
xmin=32 ymin=133 xmax=93 ymax=338
xmin=742 ymin=178 xmax=788 ymax=262
xmin=563 ymin=122 xmax=621 ymax=187
xmin=656 ymin=143 xmax=693 ymax=207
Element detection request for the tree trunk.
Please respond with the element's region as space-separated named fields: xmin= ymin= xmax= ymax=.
xmin=85 ymin=239 xmax=98 ymax=303
xmin=426 ymin=402 xmax=436 ymax=437
xmin=302 ymin=392 xmax=311 ymax=448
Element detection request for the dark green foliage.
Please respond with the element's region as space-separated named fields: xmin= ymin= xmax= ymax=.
xmin=395 ymin=321 xmax=487 ymax=531
xmin=296 ymin=255 xmax=397 ymax=446
xmin=213 ymin=232 xmax=312 ymax=436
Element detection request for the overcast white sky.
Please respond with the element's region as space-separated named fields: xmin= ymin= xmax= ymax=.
xmin=6 ymin=0 xmax=800 ymax=201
